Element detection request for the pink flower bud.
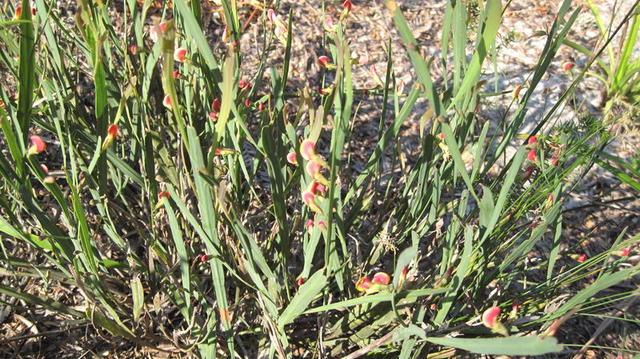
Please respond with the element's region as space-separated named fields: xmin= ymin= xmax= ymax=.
xmin=14 ymin=6 xmax=22 ymax=19
xmin=437 ymin=132 xmax=445 ymax=140
xmin=528 ymin=149 xmax=537 ymax=162
xmin=174 ymin=48 xmax=187 ymax=63
xmin=172 ymin=70 xmax=179 ymax=79
xmin=300 ymin=139 xmax=316 ymax=161
xmin=209 ymin=112 xmax=218 ymax=120
xmin=31 ymin=7 xmax=35 ymax=16
xmin=286 ymin=152 xmax=298 ymax=165
xmin=309 ymin=180 xmax=326 ymax=196
xmin=306 ymin=160 xmax=322 ymax=178
xmin=528 ymin=136 xmax=537 ymax=145
xmin=316 ymin=221 xmax=327 ymax=231
xmin=40 ymin=164 xmax=49 ymax=173
xmin=324 ymin=17 xmax=336 ymax=32
xmin=302 ymin=191 xmax=315 ymax=207
xmin=129 ymin=45 xmax=137 ymax=55
xmin=482 ymin=306 xmax=501 ymax=329
xmin=244 ymin=99 xmax=251 ymax=107
xmin=163 ymin=95 xmax=172 ymax=109
xmin=372 ymin=272 xmax=390 ymax=285
xmin=550 ymin=155 xmax=559 ymax=166
xmin=297 ymin=277 xmax=305 ymax=286
xmin=267 ymin=8 xmax=278 ymax=23
xmin=258 ymin=102 xmax=265 ymax=111
xmin=305 ymin=219 xmax=314 ymax=231
xmin=158 ymin=191 xmax=170 ymax=199
xmin=238 ymin=79 xmax=251 ymax=90
xmin=200 ymin=254 xmax=210 ymax=263
xmin=28 ymin=135 xmax=46 ymax=155
xmin=577 ymin=254 xmax=588 ymax=262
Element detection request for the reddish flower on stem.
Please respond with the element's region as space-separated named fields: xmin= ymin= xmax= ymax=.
xmin=372 ymin=272 xmax=390 ymax=285
xmin=163 ymin=95 xmax=172 ymax=109
xmin=300 ymin=139 xmax=316 ymax=161
xmin=238 ymin=79 xmax=251 ymax=90
xmin=286 ymin=152 xmax=298 ymax=165
xmin=258 ymin=102 xmax=265 ymax=111
xmin=577 ymin=254 xmax=588 ymax=262
xmin=14 ymin=6 xmax=22 ymax=20
xmin=317 ymin=56 xmax=331 ymax=68
xmin=302 ymin=191 xmax=322 ymax=213
xmin=200 ymin=254 xmax=210 ymax=263
xmin=172 ymin=70 xmax=179 ymax=79
xmin=550 ymin=155 xmax=559 ymax=166
xmin=316 ymin=221 xmax=327 ymax=231
xmin=158 ymin=191 xmax=170 ymax=199
xmin=512 ymin=85 xmax=522 ymax=100
xmin=40 ymin=164 xmax=49 ymax=173
xmin=209 ymin=112 xmax=218 ymax=120
xmin=212 ymin=98 xmax=221 ymax=113
xmin=305 ymin=219 xmax=314 ymax=231
xmin=306 ymin=160 xmax=322 ymax=178
xmin=562 ymin=61 xmax=575 ymax=72
xmin=174 ymin=48 xmax=187 ymax=63
xmin=244 ymin=99 xmax=251 ymax=107
xmin=528 ymin=149 xmax=537 ymax=162
xmin=482 ymin=306 xmax=501 ymax=329
xmin=528 ymin=136 xmax=537 ymax=145
xmin=355 ymin=277 xmax=371 ymax=292
xmin=28 ymin=135 xmax=46 ymax=156
xmin=342 ymin=0 xmax=352 ymax=17
xmin=309 ymin=180 xmax=327 ymax=196
xmin=615 ymin=248 xmax=630 ymax=257
xmin=296 ymin=278 xmax=305 ymax=286
xmin=129 ymin=45 xmax=137 ymax=55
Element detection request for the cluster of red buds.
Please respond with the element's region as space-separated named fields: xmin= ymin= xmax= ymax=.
xmin=295 ymin=140 xmax=329 ymax=213
xmin=355 ymin=272 xmax=391 ymax=294
xmin=355 ymin=266 xmax=408 ymax=294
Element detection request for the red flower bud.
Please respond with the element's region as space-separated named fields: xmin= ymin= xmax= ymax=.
xmin=305 ymin=219 xmax=314 ymax=231
xmin=317 ymin=56 xmax=331 ymax=68
xmin=212 ymin=98 xmax=221 ymax=113
xmin=163 ymin=95 xmax=172 ymax=109
xmin=528 ymin=136 xmax=537 ymax=145
xmin=528 ymin=149 xmax=537 ymax=162
xmin=172 ymin=70 xmax=179 ymax=79
xmin=562 ymin=62 xmax=575 ymax=71
xmin=129 ymin=45 xmax=137 ymax=55
xmin=482 ymin=306 xmax=501 ymax=329
xmin=200 ymin=254 xmax=210 ymax=263
xmin=158 ymin=191 xmax=170 ymax=199
xmin=297 ymin=277 xmax=305 ymax=286
xmin=577 ymin=254 xmax=588 ymax=262
xmin=306 ymin=160 xmax=322 ymax=178
xmin=107 ymin=124 xmax=119 ymax=138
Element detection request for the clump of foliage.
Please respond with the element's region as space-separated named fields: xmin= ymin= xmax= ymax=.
xmin=0 ymin=0 xmax=637 ymax=358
